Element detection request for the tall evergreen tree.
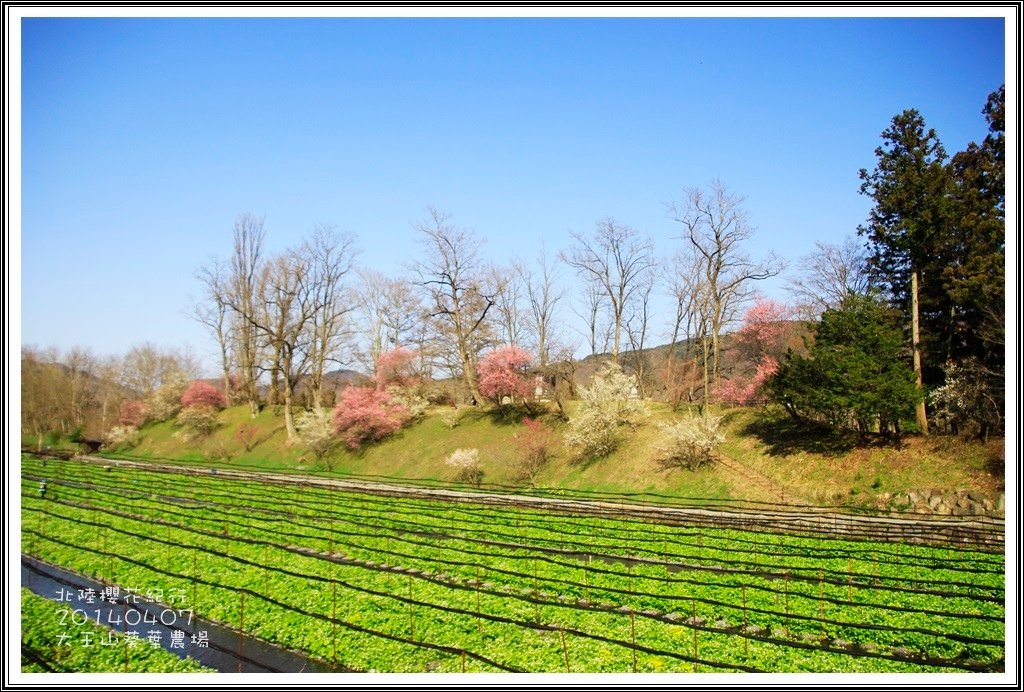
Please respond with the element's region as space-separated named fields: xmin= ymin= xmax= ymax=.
xmin=945 ymin=86 xmax=1005 ymax=365
xmin=767 ymin=294 xmax=922 ymax=437
xmin=937 ymin=86 xmax=1006 ymax=437
xmin=858 ymin=109 xmax=952 ymax=435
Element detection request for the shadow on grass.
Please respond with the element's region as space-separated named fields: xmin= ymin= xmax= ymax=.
xmin=740 ymin=412 xmax=865 ymax=457
xmin=985 ymin=450 xmax=1004 ymax=489
xmin=479 ymin=403 xmax=550 ymax=426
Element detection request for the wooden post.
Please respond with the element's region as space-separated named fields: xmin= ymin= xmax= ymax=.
xmin=848 ymin=557 xmax=853 ymax=605
xmin=819 ymin=568 xmax=825 ymax=641
xmin=784 ymin=572 xmax=790 ymax=635
xmin=238 ymin=591 xmax=245 ymax=673
xmin=475 ymin=564 xmax=482 ymax=634
xmin=461 ymin=650 xmax=466 ymax=673
xmin=560 ymin=628 xmax=571 ymax=672
xmin=263 ymin=544 xmax=269 ymax=595
xmin=408 ymin=574 xmax=415 ymax=640
xmin=692 ymin=597 xmax=698 ymax=672
xmin=742 ymin=585 xmax=748 ymax=657
xmin=331 ymin=576 xmax=338 ymax=669
xmin=630 ymin=611 xmax=637 ymax=672
xmin=192 ymin=547 xmax=198 ymax=611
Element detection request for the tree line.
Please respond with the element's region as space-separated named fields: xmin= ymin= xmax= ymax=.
xmin=22 ymin=86 xmax=1004 ymax=446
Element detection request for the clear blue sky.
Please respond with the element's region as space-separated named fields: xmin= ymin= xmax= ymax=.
xmin=15 ymin=11 xmax=1010 ymax=373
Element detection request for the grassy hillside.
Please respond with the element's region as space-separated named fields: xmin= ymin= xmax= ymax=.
xmin=103 ymin=401 xmax=1003 ymax=508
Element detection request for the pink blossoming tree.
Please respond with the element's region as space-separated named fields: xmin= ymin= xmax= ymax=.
xmin=477 ymin=346 xmax=533 ymax=405
xmin=180 ymin=380 xmax=227 ymax=410
xmin=332 ymin=386 xmax=412 ymax=449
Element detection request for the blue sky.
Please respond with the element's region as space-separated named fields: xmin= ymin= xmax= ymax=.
xmin=15 ymin=11 xmax=1010 ymax=372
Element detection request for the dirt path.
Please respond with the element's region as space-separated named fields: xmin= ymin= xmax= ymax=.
xmin=716 ymin=452 xmax=803 ymax=505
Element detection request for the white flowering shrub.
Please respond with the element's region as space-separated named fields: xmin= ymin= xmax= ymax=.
xmin=440 ymin=408 xmax=460 ymax=430
xmin=652 ymin=414 xmax=725 ymax=470
xmin=578 ymin=361 xmax=647 ymax=422
xmin=564 ymin=407 xmax=620 ymax=460
xmin=104 ymin=425 xmax=140 ymax=450
xmin=146 ymin=374 xmax=189 ymax=421
xmin=174 ymin=405 xmax=218 ymax=441
xmin=565 ymin=362 xmax=647 ymax=461
xmin=444 ymin=447 xmax=483 ymax=486
xmin=295 ymin=409 xmax=336 ymax=462
xmin=929 ymin=358 xmax=1003 ymax=439
xmin=385 ymin=385 xmax=429 ymax=419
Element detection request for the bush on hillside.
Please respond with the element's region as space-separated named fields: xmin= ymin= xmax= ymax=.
xmin=295 ymin=409 xmax=336 ymax=465
xmin=510 ymin=417 xmax=557 ymax=485
xmin=651 ymin=414 xmax=725 ymax=470
xmin=332 ymin=386 xmax=412 ymax=450
xmin=181 ymin=381 xmax=227 ymax=410
xmin=444 ymin=448 xmax=483 ymax=486
xmin=565 ymin=361 xmax=647 ymax=461
xmin=145 ymin=374 xmax=189 ymax=421
xmin=174 ymin=405 xmax=218 ymax=441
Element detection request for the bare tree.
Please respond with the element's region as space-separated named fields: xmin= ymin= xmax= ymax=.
xmin=95 ymin=354 xmax=126 ymax=434
xmin=572 ymin=277 xmax=611 ymax=359
xmin=192 ymin=257 xmax=234 ymax=401
xmin=120 ymin=343 xmax=198 ymax=400
xmin=63 ymin=346 xmax=97 ymax=431
xmin=489 ymin=262 xmax=528 ymax=347
xmin=225 ymin=213 xmax=268 ymax=417
xmin=304 ymin=224 xmax=359 ymax=409
xmin=623 ymin=269 xmax=656 ymax=397
xmin=786 ymin=236 xmax=873 ymax=318
xmin=355 ymin=270 xmax=423 ymax=372
xmin=22 ymin=346 xmax=67 ymax=448
xmin=409 ymin=207 xmax=495 ymax=404
xmin=669 ymin=181 xmax=782 ymax=403
xmin=518 ymin=243 xmax=566 ymax=369
xmin=664 ymin=246 xmax=713 ymax=406
xmin=562 ymin=218 xmax=655 ymax=360
xmin=255 ymin=249 xmax=316 ymax=440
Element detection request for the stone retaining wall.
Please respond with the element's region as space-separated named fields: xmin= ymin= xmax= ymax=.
xmin=875 ymin=488 xmax=1005 ymax=517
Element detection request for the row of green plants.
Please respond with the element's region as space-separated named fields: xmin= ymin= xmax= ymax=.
xmin=21 ymin=459 xmax=1004 ymax=672
xmin=31 ymin=457 xmax=1002 ymax=592
xmin=24 ymin=458 xmax=1003 ymax=632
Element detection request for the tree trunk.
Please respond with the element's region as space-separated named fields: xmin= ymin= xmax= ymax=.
xmin=701 ymin=334 xmax=711 ymax=408
xmin=283 ymin=385 xmax=297 ymax=441
xmin=911 ymin=270 xmax=929 ymax=436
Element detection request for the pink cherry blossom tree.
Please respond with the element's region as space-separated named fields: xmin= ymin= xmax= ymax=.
xmin=477 ymin=346 xmax=533 ymax=405
xmin=118 ymin=400 xmax=147 ymax=428
xmin=332 ymin=386 xmax=412 ymax=449
xmin=180 ymin=380 xmax=227 ymax=410
xmin=374 ymin=347 xmax=420 ymax=391
xmin=717 ymin=299 xmax=790 ymax=406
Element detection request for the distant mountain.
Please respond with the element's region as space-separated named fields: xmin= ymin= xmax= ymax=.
xmin=322 ymin=369 xmax=369 ymax=387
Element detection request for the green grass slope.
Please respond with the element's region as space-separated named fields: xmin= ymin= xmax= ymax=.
xmin=108 ymin=402 xmax=1002 ymax=508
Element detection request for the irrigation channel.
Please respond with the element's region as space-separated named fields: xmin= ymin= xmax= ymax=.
xmin=22 ymin=556 xmax=336 ymax=673
xmin=21 ymin=454 xmax=1006 ymax=674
